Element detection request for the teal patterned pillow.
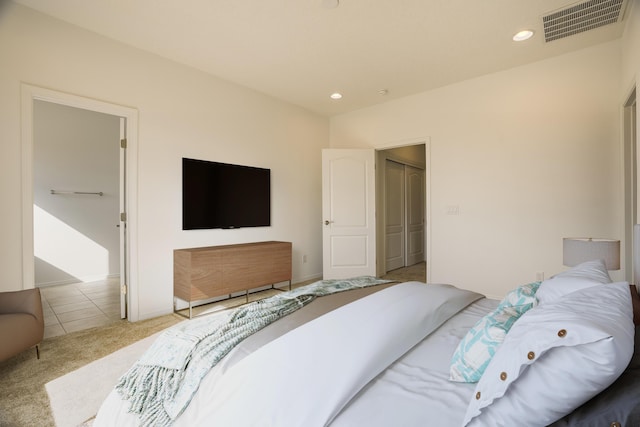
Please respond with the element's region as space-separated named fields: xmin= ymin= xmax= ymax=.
xmin=449 ymin=282 xmax=541 ymax=383
xmin=498 ymin=281 xmax=541 ymax=309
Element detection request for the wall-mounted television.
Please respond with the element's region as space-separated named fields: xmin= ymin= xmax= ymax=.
xmin=182 ymin=157 xmax=271 ymax=230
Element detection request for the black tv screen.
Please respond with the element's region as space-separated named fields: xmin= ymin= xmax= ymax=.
xmin=182 ymin=158 xmax=271 ymax=230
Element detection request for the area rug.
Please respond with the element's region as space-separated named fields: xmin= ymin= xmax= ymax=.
xmin=0 ymin=313 xmax=182 ymax=427
xmin=45 ymin=332 xmax=160 ymax=427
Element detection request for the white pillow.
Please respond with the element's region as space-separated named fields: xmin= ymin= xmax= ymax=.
xmin=463 ymin=281 xmax=634 ymax=427
xmin=536 ymin=259 xmax=611 ymax=305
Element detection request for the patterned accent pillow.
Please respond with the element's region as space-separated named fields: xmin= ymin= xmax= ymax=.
xmin=498 ymin=281 xmax=541 ymax=309
xmin=449 ymin=282 xmax=541 ymax=383
xmin=450 ymin=304 xmax=532 ymax=382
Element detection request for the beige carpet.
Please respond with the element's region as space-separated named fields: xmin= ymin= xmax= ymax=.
xmin=0 ymin=314 xmax=182 ymax=427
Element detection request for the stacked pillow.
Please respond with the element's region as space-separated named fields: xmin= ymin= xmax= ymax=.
xmin=535 ymin=259 xmax=612 ymax=305
xmin=456 ymin=259 xmax=636 ymax=426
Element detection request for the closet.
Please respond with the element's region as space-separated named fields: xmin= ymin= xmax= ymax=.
xmin=377 ymin=145 xmax=426 ymax=274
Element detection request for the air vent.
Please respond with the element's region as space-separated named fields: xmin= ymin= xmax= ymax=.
xmin=542 ymin=0 xmax=628 ymax=42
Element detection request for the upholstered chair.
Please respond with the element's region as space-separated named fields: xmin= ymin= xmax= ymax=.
xmin=0 ymin=288 xmax=45 ymax=361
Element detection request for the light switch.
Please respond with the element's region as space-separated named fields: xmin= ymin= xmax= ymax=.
xmin=446 ymin=205 xmax=460 ymax=215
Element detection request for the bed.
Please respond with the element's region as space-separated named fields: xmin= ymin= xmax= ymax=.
xmin=94 ymin=260 xmax=640 ymax=427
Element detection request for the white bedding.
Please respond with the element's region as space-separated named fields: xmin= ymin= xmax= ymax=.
xmin=333 ymin=297 xmax=498 ymax=427
xmin=95 ymin=282 xmax=494 ymax=427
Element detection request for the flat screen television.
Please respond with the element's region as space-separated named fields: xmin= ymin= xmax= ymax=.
xmin=182 ymin=157 xmax=271 ymax=230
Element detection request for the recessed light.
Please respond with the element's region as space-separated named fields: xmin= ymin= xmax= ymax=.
xmin=330 ymin=92 xmax=343 ymax=100
xmin=513 ymin=30 xmax=534 ymax=42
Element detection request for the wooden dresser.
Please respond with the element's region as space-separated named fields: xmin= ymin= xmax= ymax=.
xmin=174 ymin=241 xmax=292 ymax=317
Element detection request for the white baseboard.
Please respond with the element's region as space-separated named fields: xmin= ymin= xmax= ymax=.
xmin=297 ymin=273 xmax=322 ymax=283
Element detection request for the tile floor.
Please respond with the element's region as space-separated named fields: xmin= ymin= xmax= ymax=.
xmin=40 ymin=277 xmax=122 ymax=338
xmin=381 ymin=261 xmax=426 ymax=283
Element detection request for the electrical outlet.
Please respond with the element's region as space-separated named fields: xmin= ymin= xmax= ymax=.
xmin=302 ymin=254 xmax=308 ymax=264
xmin=536 ymin=272 xmax=545 ymax=281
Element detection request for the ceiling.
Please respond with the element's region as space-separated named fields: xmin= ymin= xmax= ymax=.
xmin=12 ymin=0 xmax=633 ymax=116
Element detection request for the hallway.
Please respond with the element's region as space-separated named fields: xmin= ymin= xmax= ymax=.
xmin=40 ymin=278 xmax=121 ymax=338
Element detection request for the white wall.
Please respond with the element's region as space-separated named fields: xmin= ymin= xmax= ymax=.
xmin=0 ymin=3 xmax=327 ymax=319
xmin=621 ymin=2 xmax=639 ymax=101
xmin=33 ymin=101 xmax=120 ymax=286
xmin=330 ymin=41 xmax=626 ymax=299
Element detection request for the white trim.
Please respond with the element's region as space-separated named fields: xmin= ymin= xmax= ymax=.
xmin=622 ymin=83 xmax=637 ymax=283
xmin=20 ymin=84 xmax=140 ymax=321
xmin=425 ymin=141 xmax=432 ymax=283
xmin=119 ymin=117 xmax=127 ymax=319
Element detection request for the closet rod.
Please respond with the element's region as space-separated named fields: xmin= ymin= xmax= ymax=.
xmin=50 ymin=190 xmax=104 ymax=196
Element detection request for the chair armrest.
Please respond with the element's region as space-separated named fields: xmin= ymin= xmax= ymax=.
xmin=0 ymin=288 xmax=44 ymax=325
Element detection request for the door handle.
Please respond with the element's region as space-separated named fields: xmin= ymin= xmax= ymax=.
xmin=324 ymin=220 xmax=334 ymax=226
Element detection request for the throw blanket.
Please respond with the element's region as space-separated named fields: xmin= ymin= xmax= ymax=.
xmin=115 ymin=276 xmax=392 ymax=427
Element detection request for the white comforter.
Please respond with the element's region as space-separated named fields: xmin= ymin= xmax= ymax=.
xmin=96 ymin=282 xmax=490 ymax=427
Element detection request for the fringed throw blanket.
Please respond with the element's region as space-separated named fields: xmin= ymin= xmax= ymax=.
xmin=115 ymin=276 xmax=392 ymax=427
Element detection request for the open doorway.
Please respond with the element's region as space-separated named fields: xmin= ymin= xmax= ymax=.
xmin=321 ymin=143 xmax=429 ymax=282
xmin=33 ymin=101 xmax=122 ymax=336
xmin=21 ymin=84 xmax=140 ymax=326
xmin=376 ymin=144 xmax=427 ymax=280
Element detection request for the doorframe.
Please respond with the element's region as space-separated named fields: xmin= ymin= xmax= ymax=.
xmin=376 ymin=138 xmax=431 ymax=282
xmin=623 ymin=84 xmax=637 ymax=283
xmin=20 ymin=84 xmax=140 ymax=321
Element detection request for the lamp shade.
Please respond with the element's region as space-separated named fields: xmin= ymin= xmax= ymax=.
xmin=563 ymin=238 xmax=620 ymax=270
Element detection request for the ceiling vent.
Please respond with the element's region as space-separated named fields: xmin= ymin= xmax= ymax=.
xmin=542 ymin=0 xmax=628 ymax=42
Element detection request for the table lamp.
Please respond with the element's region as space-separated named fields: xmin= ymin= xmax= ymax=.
xmin=562 ymin=237 xmax=620 ymax=270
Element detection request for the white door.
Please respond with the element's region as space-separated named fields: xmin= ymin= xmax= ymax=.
xmin=405 ymin=165 xmax=425 ymax=266
xmin=322 ymin=149 xmax=376 ymax=279
xmin=385 ymin=160 xmax=405 ymax=271
xmin=119 ymin=118 xmax=127 ymax=319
